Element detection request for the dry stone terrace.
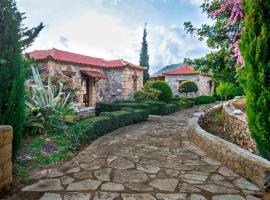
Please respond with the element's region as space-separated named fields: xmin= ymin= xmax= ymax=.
xmin=16 ymin=106 xmax=263 ymax=200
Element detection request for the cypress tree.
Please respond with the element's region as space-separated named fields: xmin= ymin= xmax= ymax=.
xmin=139 ymin=23 xmax=150 ymax=84
xmin=238 ymin=0 xmax=270 ymax=159
xmin=0 ymin=0 xmax=43 ymax=157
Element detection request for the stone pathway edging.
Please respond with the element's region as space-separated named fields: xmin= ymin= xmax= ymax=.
xmin=17 ymin=106 xmax=264 ymax=200
xmin=187 ymin=108 xmax=270 ymax=188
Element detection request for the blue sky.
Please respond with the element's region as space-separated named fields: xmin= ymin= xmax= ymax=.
xmin=17 ymin=0 xmax=211 ymax=73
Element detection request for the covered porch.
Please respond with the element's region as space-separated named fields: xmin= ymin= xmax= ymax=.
xmin=80 ymin=70 xmax=108 ymax=107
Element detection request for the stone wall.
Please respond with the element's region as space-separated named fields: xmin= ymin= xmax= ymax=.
xmin=0 ymin=126 xmax=13 ymax=193
xmin=165 ymin=74 xmax=213 ymax=96
xmin=187 ymin=107 xmax=270 ymax=188
xmin=38 ymin=61 xmax=144 ymax=107
xmin=223 ymin=101 xmax=257 ymax=153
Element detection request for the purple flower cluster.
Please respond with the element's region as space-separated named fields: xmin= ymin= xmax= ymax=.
xmin=211 ymin=0 xmax=244 ymax=67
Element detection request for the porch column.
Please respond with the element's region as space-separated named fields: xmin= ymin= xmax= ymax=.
xmin=122 ymin=68 xmax=129 ymax=99
xmin=88 ymin=78 xmax=97 ymax=107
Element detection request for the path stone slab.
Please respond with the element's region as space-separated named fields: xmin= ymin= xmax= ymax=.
xmin=101 ymin=182 xmax=124 ymax=191
xmin=66 ymin=167 xmax=81 ymax=174
xmin=61 ymin=176 xmax=75 ymax=186
xmin=121 ymin=193 xmax=156 ymax=200
xmin=64 ymin=192 xmax=91 ymax=200
xmin=93 ymin=192 xmax=120 ymax=200
xmin=94 ymin=168 xmax=111 ymax=181
xmin=178 ymin=183 xmax=201 ymax=193
xmin=137 ymin=164 xmax=160 ymax=174
xmin=233 ymin=178 xmax=260 ymax=191
xmin=180 ymin=173 xmax=208 ymax=184
xmin=190 ymin=194 xmax=207 ymax=200
xmin=126 ymin=183 xmax=153 ymax=191
xmin=195 ymin=184 xmax=239 ymax=194
xmin=114 ymin=169 xmax=148 ymax=183
xmin=156 ymin=193 xmax=186 ymax=200
xmin=108 ymin=156 xmax=135 ymax=169
xmin=73 ymin=171 xmax=92 ymax=179
xmin=149 ymin=178 xmax=178 ymax=192
xmin=66 ymin=179 xmax=102 ymax=191
xmin=212 ymin=194 xmax=245 ymax=200
xmin=22 ymin=178 xmax=63 ymax=192
xmin=40 ymin=193 xmax=62 ymax=200
xmin=47 ymin=168 xmax=65 ymax=178
xmin=218 ymin=167 xmax=239 ymax=178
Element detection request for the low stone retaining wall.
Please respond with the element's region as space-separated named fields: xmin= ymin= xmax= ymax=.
xmin=0 ymin=126 xmax=13 ymax=193
xmin=223 ymin=101 xmax=257 ymax=152
xmin=187 ymin=109 xmax=270 ymax=189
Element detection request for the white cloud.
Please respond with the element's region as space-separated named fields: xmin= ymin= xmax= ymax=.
xmin=19 ymin=0 xmax=209 ymax=74
xmin=147 ymin=25 xmax=209 ymax=73
xmin=181 ymin=0 xmax=204 ymax=6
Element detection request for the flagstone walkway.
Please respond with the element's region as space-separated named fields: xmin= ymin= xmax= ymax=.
xmin=19 ymin=106 xmax=262 ymax=200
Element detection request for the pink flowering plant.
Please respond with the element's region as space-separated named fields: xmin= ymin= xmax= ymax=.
xmin=210 ymin=0 xmax=244 ymax=66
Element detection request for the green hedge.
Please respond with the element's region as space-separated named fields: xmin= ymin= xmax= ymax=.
xmin=195 ymin=96 xmax=216 ymax=105
xmin=143 ymin=101 xmax=180 ymax=115
xmin=69 ymin=108 xmax=149 ymax=150
xmin=96 ymin=99 xmax=186 ymax=116
xmin=96 ymin=102 xmax=150 ymax=115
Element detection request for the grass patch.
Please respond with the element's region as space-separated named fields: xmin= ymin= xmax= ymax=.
xmin=14 ymin=133 xmax=73 ymax=184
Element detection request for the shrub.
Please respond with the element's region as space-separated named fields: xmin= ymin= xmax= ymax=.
xmin=69 ymin=109 xmax=149 ymax=150
xmin=216 ymin=82 xmax=235 ymax=101
xmin=95 ymin=102 xmax=119 ymax=114
xmin=25 ymin=67 xmax=74 ymax=135
xmin=143 ymin=100 xmax=179 ymax=115
xmin=195 ymin=96 xmax=216 ymax=105
xmin=238 ymin=0 xmax=270 ymax=160
xmin=134 ymin=88 xmax=160 ymax=102
xmin=146 ymin=80 xmax=173 ymax=102
xmin=178 ymin=80 xmax=198 ymax=96
xmin=96 ymin=102 xmax=150 ymax=115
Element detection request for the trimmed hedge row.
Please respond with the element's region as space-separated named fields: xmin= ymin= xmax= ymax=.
xmin=195 ymin=96 xmax=216 ymax=105
xmin=96 ymin=102 xmax=149 ymax=115
xmin=96 ymin=101 xmax=181 ymax=116
xmin=69 ymin=108 xmax=149 ymax=150
xmin=144 ymin=100 xmax=181 ymax=115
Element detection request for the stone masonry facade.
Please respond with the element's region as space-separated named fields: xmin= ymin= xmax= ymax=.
xmin=36 ymin=59 xmax=143 ymax=107
xmin=0 ymin=125 xmax=13 ymax=193
xmin=165 ymin=74 xmax=214 ymax=97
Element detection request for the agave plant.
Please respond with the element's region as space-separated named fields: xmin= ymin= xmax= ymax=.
xmin=25 ymin=66 xmax=75 ymax=135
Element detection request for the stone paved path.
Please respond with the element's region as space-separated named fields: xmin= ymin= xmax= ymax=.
xmin=19 ymin=106 xmax=262 ymax=200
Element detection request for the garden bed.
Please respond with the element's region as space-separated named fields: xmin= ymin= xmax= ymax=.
xmin=199 ymin=106 xmax=233 ymax=144
xmin=11 ymin=107 xmax=149 ymax=192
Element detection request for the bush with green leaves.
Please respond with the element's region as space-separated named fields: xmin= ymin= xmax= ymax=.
xmin=178 ymin=80 xmax=198 ymax=96
xmin=195 ymin=96 xmax=216 ymax=105
xmin=69 ymin=108 xmax=149 ymax=150
xmin=96 ymin=102 xmax=150 ymax=115
xmin=238 ymin=0 xmax=270 ymax=160
xmin=25 ymin=67 xmax=74 ymax=135
xmin=134 ymin=87 xmax=160 ymax=102
xmin=145 ymin=80 xmax=173 ymax=102
xmin=216 ymin=82 xmax=235 ymax=101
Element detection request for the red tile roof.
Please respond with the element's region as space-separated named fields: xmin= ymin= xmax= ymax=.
xmin=25 ymin=48 xmax=145 ymax=71
xmin=163 ymin=66 xmax=199 ymax=75
xmin=81 ymin=70 xmax=108 ymax=79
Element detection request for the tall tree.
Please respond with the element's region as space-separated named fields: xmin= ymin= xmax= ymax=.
xmin=0 ymin=0 xmax=43 ymax=157
xmin=238 ymin=0 xmax=270 ymax=159
xmin=139 ymin=23 xmax=150 ymax=84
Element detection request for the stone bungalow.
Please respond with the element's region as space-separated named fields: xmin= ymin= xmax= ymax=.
xmin=155 ymin=66 xmax=214 ymax=96
xmin=27 ymin=48 xmax=144 ymax=107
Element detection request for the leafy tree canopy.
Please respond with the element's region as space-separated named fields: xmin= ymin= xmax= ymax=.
xmin=183 ymin=0 xmax=242 ymax=91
